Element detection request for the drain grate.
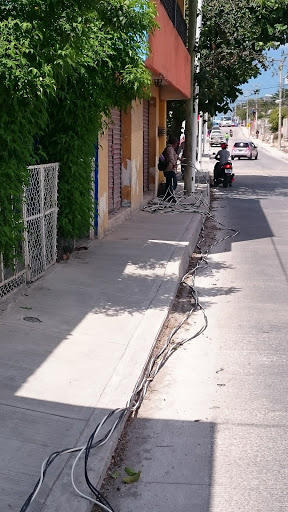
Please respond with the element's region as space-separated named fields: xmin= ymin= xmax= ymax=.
xmin=23 ymin=316 xmax=42 ymax=323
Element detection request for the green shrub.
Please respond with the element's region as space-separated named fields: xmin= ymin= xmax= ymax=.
xmin=268 ymin=107 xmax=288 ymax=133
xmin=0 ymin=0 xmax=157 ymax=266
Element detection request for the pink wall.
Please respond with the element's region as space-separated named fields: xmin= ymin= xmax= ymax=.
xmin=146 ymin=0 xmax=191 ymax=99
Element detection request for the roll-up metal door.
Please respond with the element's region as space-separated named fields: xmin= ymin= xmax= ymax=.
xmin=108 ymin=109 xmax=122 ymax=213
xmin=143 ymin=100 xmax=149 ymax=192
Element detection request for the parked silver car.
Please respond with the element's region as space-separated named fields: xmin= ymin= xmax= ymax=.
xmin=231 ymin=141 xmax=258 ymax=160
xmin=210 ymin=129 xmax=225 ymax=147
xmin=210 ymin=127 xmax=222 ymax=135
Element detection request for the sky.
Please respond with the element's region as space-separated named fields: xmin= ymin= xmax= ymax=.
xmin=238 ymin=44 xmax=288 ymax=102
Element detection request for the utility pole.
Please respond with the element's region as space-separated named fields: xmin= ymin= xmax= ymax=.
xmin=254 ymin=89 xmax=259 ymax=133
xmin=184 ymin=0 xmax=203 ymax=194
xmin=184 ymin=0 xmax=198 ymax=194
xmin=191 ymin=0 xmax=203 ymax=192
xmin=246 ymin=95 xmax=249 ymax=128
xmin=197 ymin=111 xmax=203 ymax=167
xmin=271 ymin=54 xmax=288 ymax=150
xmin=203 ymin=112 xmax=208 ymax=153
xmin=242 ymin=88 xmax=260 ymax=134
xmin=278 ymin=61 xmax=283 ymax=150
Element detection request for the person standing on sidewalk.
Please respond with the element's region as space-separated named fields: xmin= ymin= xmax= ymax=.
xmin=164 ymin=136 xmax=179 ymax=200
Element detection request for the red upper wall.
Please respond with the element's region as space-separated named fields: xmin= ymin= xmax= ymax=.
xmin=145 ymin=0 xmax=191 ymax=99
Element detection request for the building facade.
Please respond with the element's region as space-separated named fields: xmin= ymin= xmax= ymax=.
xmin=96 ymin=0 xmax=191 ymax=238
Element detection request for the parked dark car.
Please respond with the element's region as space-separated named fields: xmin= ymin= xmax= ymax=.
xmin=231 ymin=141 xmax=258 ymax=160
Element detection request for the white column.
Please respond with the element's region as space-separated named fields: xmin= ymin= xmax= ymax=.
xmin=278 ymin=62 xmax=283 ymax=151
xmin=197 ymin=111 xmax=203 ymax=167
xmin=191 ymin=0 xmax=203 ymax=192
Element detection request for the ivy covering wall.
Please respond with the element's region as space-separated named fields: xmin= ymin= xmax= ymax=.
xmin=0 ymin=0 xmax=157 ymax=266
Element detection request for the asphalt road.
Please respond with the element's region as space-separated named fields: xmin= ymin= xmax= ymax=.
xmin=99 ymin=128 xmax=288 ymax=512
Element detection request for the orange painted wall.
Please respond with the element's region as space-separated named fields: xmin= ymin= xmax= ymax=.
xmin=146 ymin=0 xmax=191 ymax=98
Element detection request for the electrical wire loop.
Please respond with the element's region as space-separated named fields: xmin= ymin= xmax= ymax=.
xmin=20 ymin=179 xmax=239 ymax=512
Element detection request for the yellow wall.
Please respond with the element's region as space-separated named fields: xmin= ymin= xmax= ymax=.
xmin=178 ymin=0 xmax=185 ymax=16
xmin=131 ymin=100 xmax=143 ymax=209
xmin=158 ymin=96 xmax=167 ymax=186
xmin=97 ymin=129 xmax=109 ymax=238
xmin=121 ymin=100 xmax=144 ymax=211
xmin=97 ymin=90 xmax=167 ymax=238
xmin=149 ymin=85 xmax=162 ymax=193
xmin=149 ymin=95 xmax=157 ymax=191
xmin=121 ymin=108 xmax=132 ymax=205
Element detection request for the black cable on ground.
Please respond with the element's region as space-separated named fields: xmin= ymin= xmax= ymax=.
xmin=19 ymin=187 xmax=239 ymax=512
xmin=84 ymin=409 xmax=127 ymax=512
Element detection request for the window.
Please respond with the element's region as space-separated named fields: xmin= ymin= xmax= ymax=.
xmin=234 ymin=142 xmax=249 ymax=148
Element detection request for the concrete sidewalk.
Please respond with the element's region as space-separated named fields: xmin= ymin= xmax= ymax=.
xmin=242 ymin=126 xmax=288 ymax=162
xmin=0 ymin=184 xmax=208 ymax=512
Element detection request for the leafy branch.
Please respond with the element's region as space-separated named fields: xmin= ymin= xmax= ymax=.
xmin=0 ymin=0 xmax=157 ymax=266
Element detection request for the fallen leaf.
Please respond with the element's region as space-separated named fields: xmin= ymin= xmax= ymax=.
xmin=124 ymin=466 xmax=138 ymax=476
xmin=111 ymin=471 xmax=120 ymax=480
xmin=123 ymin=471 xmax=141 ymax=484
xmin=20 ymin=306 xmax=32 ymax=310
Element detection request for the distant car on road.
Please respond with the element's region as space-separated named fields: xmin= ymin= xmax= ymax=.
xmin=210 ymin=127 xmax=222 ymax=136
xmin=221 ymin=115 xmax=232 ymax=127
xmin=231 ymin=141 xmax=258 ymax=160
xmin=210 ymin=128 xmax=221 ymax=136
xmin=209 ymin=129 xmax=225 ymax=147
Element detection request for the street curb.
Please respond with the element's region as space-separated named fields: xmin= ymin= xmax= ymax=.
xmin=252 ymin=137 xmax=288 ymax=162
xmin=241 ymin=126 xmax=288 ymax=161
xmin=40 ymin=195 xmax=207 ymax=512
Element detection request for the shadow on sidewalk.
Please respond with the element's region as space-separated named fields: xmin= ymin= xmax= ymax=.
xmin=0 ymin=399 xmax=116 ymax=510
xmin=0 ymin=211 xmax=203 ymax=510
xmin=209 ymin=174 xmax=288 ymax=254
xmin=98 ymin=417 xmax=216 ymax=512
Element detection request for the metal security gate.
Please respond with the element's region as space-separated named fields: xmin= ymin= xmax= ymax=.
xmin=108 ymin=109 xmax=122 ymax=213
xmin=0 ymin=255 xmax=26 ymax=299
xmin=24 ymin=163 xmax=58 ymax=281
xmin=143 ymin=100 xmax=150 ymax=192
xmin=0 ymin=163 xmax=58 ymax=298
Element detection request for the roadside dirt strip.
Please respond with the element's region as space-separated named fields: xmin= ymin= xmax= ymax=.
xmin=92 ymin=198 xmax=223 ymax=512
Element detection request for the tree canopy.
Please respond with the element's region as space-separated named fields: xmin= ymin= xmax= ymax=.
xmin=0 ymin=0 xmax=157 ymax=265
xmin=198 ymin=0 xmax=288 ymax=114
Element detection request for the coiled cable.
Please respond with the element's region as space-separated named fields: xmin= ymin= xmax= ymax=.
xmin=20 ymin=177 xmax=238 ymax=512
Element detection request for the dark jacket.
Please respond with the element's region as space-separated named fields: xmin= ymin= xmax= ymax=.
xmin=165 ymin=144 xmax=178 ymax=172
